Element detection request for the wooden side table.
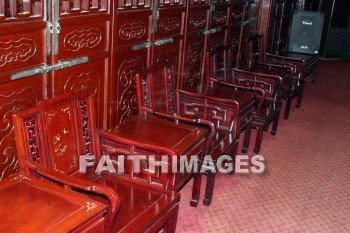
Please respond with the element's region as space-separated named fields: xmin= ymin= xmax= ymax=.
xmin=0 ymin=174 xmax=106 ymax=233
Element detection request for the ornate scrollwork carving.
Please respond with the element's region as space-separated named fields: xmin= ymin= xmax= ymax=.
xmin=185 ymin=42 xmax=202 ymax=90
xmin=159 ymin=17 xmax=180 ymax=34
xmin=212 ymin=11 xmax=227 ymax=25
xmin=64 ymin=69 xmax=100 ymax=95
xmin=64 ymin=28 xmax=102 ymax=51
xmin=118 ymin=57 xmax=144 ymax=124
xmin=0 ymin=88 xmax=38 ymax=180
xmin=0 ymin=38 xmax=36 ymax=66
xmin=119 ymin=22 xmax=147 ymax=41
xmin=189 ymin=14 xmax=206 ymax=29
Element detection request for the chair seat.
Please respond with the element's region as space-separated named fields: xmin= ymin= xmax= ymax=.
xmin=75 ymin=172 xmax=180 ymax=232
xmin=111 ymin=117 xmax=208 ymax=155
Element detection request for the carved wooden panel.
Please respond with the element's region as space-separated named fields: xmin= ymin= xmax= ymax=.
xmin=99 ymin=139 xmax=172 ymax=191
xmin=0 ymin=30 xmax=46 ymax=74
xmin=180 ymin=3 xmax=209 ymax=89
xmin=43 ymin=102 xmax=79 ymax=174
xmin=51 ymin=60 xmax=105 ymax=128
xmin=59 ymin=0 xmax=108 ymax=15
xmin=155 ymin=8 xmax=184 ymax=38
xmin=0 ymin=0 xmax=44 ymax=20
xmin=115 ymin=11 xmax=152 ymax=47
xmin=113 ymin=48 xmax=148 ymax=126
xmin=178 ymin=95 xmax=239 ymax=132
xmin=0 ymin=78 xmax=43 ymax=180
xmin=182 ymin=36 xmax=205 ymax=90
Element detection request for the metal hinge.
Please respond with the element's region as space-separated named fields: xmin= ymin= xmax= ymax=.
xmin=11 ymin=57 xmax=89 ymax=81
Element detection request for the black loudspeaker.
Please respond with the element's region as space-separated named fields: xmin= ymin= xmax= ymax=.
xmin=287 ymin=10 xmax=324 ymax=54
xmin=343 ymin=16 xmax=350 ymax=59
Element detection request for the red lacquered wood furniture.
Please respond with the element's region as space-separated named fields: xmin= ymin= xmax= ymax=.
xmin=171 ymin=60 xmax=256 ymax=205
xmin=12 ymin=90 xmax=183 ymax=233
xmin=136 ymin=59 xmax=252 ymax=206
xmin=207 ymin=46 xmax=283 ymax=153
xmin=245 ymin=34 xmax=303 ymax=120
xmin=0 ymin=174 xmax=106 ymax=232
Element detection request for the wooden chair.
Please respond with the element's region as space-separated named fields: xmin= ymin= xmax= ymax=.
xmin=244 ymin=34 xmax=304 ymax=120
xmin=13 ymin=90 xmax=210 ymax=232
xmin=136 ymin=59 xmax=255 ymax=206
xmin=207 ymin=46 xmax=283 ymax=153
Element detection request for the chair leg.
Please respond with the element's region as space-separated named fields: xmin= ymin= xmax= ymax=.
xmin=242 ymin=123 xmax=252 ymax=153
xmin=264 ymin=125 xmax=269 ymax=132
xmin=296 ymin=86 xmax=304 ymax=108
xmin=271 ymin=111 xmax=281 ymax=136
xmin=203 ymin=170 xmax=216 ymax=206
xmin=190 ymin=173 xmax=202 ymax=207
xmin=254 ymin=127 xmax=264 ymax=154
xmin=163 ymin=206 xmax=179 ymax=233
xmin=283 ymin=98 xmax=292 ymax=120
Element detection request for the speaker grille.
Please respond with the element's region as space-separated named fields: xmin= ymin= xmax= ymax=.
xmin=287 ymin=10 xmax=324 ymax=54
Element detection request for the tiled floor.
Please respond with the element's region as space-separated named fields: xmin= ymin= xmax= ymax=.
xmin=176 ymin=60 xmax=350 ymax=232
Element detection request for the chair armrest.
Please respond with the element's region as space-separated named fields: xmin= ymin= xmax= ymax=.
xmin=255 ymin=60 xmax=295 ymax=73
xmin=95 ymin=128 xmax=179 ymax=155
xmin=210 ymin=78 xmax=265 ymax=114
xmin=232 ymin=68 xmax=283 ymax=99
xmin=26 ymin=161 xmax=120 ymax=232
xmin=265 ymin=53 xmax=305 ymax=79
xmin=142 ymin=106 xmax=216 ymax=155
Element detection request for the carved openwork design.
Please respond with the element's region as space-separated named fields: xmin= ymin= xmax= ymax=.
xmin=159 ymin=0 xmax=184 ymax=6
xmin=0 ymin=0 xmax=43 ymax=20
xmin=60 ymin=0 xmax=108 ymax=15
xmin=159 ymin=17 xmax=180 ymax=34
xmin=231 ymin=5 xmax=244 ymax=22
xmin=0 ymin=88 xmax=37 ymax=180
xmin=185 ymin=42 xmax=202 ymax=90
xmin=24 ymin=118 xmax=40 ymax=164
xmin=64 ymin=69 xmax=100 ymax=95
xmin=0 ymin=38 xmax=36 ymax=66
xmin=179 ymin=97 xmax=238 ymax=132
xmin=79 ymin=100 xmax=92 ymax=155
xmin=99 ymin=140 xmax=171 ymax=191
xmin=119 ymin=22 xmax=147 ymax=41
xmin=64 ymin=28 xmax=102 ymax=51
xmin=189 ymin=14 xmax=206 ymax=30
xmin=117 ymin=0 xmax=151 ymax=9
xmin=118 ymin=57 xmax=145 ymax=124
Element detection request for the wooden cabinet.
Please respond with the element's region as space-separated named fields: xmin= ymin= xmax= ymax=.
xmin=0 ymin=0 xmax=266 ymax=180
xmin=0 ymin=1 xmax=113 ymax=180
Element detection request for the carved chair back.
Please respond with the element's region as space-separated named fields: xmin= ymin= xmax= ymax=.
xmin=245 ymin=34 xmax=266 ymax=67
xmin=13 ymin=91 xmax=96 ymax=175
xmin=206 ymin=46 xmax=283 ymax=113
xmin=13 ymin=90 xmax=176 ymax=193
xmin=136 ymin=59 xmax=178 ymax=117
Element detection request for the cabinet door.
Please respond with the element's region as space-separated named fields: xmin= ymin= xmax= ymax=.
xmin=112 ymin=6 xmax=152 ymax=126
xmin=0 ymin=1 xmax=46 ymax=180
xmin=151 ymin=1 xmax=186 ymax=85
xmin=48 ymin=0 xmax=112 ymax=129
xmin=181 ymin=2 xmax=210 ymax=90
xmin=208 ymin=1 xmax=231 ymax=51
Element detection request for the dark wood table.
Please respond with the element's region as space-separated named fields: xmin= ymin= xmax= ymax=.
xmin=0 ymin=174 xmax=106 ymax=233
